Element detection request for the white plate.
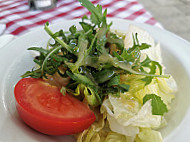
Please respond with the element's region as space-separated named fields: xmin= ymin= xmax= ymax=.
xmin=1 ymin=18 xmax=190 ymax=142
xmin=0 ymin=34 xmax=15 ymax=49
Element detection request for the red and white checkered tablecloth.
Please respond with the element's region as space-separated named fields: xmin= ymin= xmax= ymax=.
xmin=0 ymin=0 xmax=160 ymax=35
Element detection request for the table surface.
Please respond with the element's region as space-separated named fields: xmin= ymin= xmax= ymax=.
xmin=0 ymin=0 xmax=160 ymax=35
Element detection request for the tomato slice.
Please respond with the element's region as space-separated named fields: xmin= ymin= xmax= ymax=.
xmin=14 ymin=78 xmax=96 ymax=135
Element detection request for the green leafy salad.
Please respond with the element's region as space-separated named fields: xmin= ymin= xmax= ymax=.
xmin=22 ymin=0 xmax=177 ymax=141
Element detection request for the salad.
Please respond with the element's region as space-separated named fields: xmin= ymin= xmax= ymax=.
xmin=14 ymin=0 xmax=177 ymax=142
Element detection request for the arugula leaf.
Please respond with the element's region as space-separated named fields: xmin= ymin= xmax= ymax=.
xmin=99 ymin=53 xmax=169 ymax=78
xmin=28 ymin=47 xmax=48 ymax=55
xmin=112 ymin=51 xmax=123 ymax=61
xmin=94 ymin=69 xmax=115 ymax=84
xmin=141 ymin=76 xmax=153 ymax=86
xmin=107 ymin=75 xmax=130 ymax=92
xmin=21 ymin=69 xmax=41 ymax=78
xmin=78 ymin=0 xmax=108 ymax=54
xmin=129 ymin=33 xmax=151 ymax=51
xmin=107 ymin=32 xmax=124 ymax=50
xmin=66 ymin=34 xmax=89 ymax=73
xmin=44 ymin=22 xmax=74 ymax=54
xmin=140 ymin=43 xmax=152 ymax=50
xmin=140 ymin=56 xmax=163 ymax=85
xmin=78 ymin=0 xmax=105 ymax=26
xmin=66 ymin=71 xmax=95 ymax=86
xmin=143 ymin=94 xmax=168 ymax=115
xmin=69 ymin=25 xmax=77 ymax=34
xmin=82 ymin=15 xmax=88 ymax=21
xmin=41 ymin=46 xmax=63 ymax=76
xmin=118 ymin=84 xmax=130 ymax=91
xmin=23 ymin=46 xmax=68 ymax=78
xmin=87 ymin=32 xmax=98 ymax=54
xmin=50 ymin=29 xmax=68 ymax=44
xmin=79 ymin=22 xmax=94 ymax=32
xmin=107 ymin=75 xmax=120 ymax=87
xmin=120 ymin=47 xmax=141 ymax=62
xmin=95 ymin=20 xmax=107 ymax=54
xmin=90 ymin=4 xmax=103 ymax=26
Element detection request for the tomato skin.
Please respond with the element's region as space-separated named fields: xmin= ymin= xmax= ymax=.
xmin=14 ymin=78 xmax=96 ymax=135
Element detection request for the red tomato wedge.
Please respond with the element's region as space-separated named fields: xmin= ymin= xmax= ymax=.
xmin=14 ymin=78 xmax=96 ymax=135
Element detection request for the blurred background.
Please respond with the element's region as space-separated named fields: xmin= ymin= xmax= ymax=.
xmin=138 ymin=0 xmax=190 ymax=41
xmin=0 ymin=0 xmax=189 ymax=42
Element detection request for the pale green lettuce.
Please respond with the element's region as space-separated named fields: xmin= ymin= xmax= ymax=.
xmin=76 ymin=109 xmax=108 ymax=142
xmin=101 ymin=95 xmax=162 ymax=134
xmin=97 ymin=72 xmax=177 ymax=142
xmin=120 ymin=73 xmax=176 ymax=109
xmin=104 ymin=131 xmax=133 ymax=142
xmin=135 ymin=128 xmax=162 ymax=142
xmin=133 ymin=77 xmax=176 ymax=109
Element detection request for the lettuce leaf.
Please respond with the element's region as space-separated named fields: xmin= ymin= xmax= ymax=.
xmin=101 ymin=98 xmax=139 ymax=139
xmin=102 ymin=96 xmax=162 ymax=128
xmin=133 ymin=77 xmax=176 ymax=109
xmin=104 ymin=131 xmax=133 ymax=142
xmin=76 ymin=109 xmax=108 ymax=142
xmin=120 ymin=74 xmax=145 ymax=93
xmin=135 ymin=128 xmax=163 ymax=142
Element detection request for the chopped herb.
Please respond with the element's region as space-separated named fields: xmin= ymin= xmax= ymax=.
xmin=143 ymin=94 xmax=168 ymax=115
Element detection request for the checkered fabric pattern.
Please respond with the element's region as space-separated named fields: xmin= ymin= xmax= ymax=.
xmin=0 ymin=0 xmax=160 ymax=35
